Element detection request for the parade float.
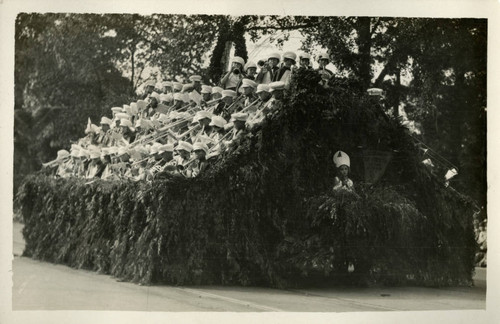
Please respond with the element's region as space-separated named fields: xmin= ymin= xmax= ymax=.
xmin=15 ymin=70 xmax=477 ymax=288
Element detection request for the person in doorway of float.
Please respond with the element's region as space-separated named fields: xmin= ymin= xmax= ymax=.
xmin=332 ymin=150 xmax=354 ymax=191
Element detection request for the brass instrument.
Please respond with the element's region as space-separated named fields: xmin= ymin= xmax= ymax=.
xmin=239 ymin=98 xmax=260 ymax=113
xmin=42 ymin=156 xmax=70 ymax=168
xmin=130 ymin=114 xmax=194 ymax=147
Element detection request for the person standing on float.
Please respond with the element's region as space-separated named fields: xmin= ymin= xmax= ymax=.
xmin=220 ymin=56 xmax=246 ymax=91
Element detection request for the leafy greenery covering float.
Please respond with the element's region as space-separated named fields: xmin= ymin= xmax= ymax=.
xmin=15 ymin=70 xmax=477 ymax=287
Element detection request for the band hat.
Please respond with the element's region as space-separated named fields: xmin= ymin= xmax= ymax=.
xmin=201 ymin=85 xmax=212 ymax=94
xmin=244 ymin=61 xmax=257 ymax=70
xmin=222 ymin=89 xmax=237 ymax=98
xmin=176 ymin=140 xmax=193 ymax=153
xmin=123 ymin=106 xmax=132 ymax=116
xmin=115 ymin=112 xmax=131 ymax=120
xmin=182 ymin=84 xmax=194 ymax=93
xmin=256 ymin=84 xmax=271 ymax=94
xmin=123 ymin=104 xmax=130 ymax=110
xmin=149 ymin=142 xmax=162 ymax=155
xmin=232 ymin=56 xmax=245 ymax=66
xmin=177 ymin=112 xmax=192 ymax=122
xmin=117 ymin=146 xmax=129 ymax=157
xmin=269 ymin=81 xmax=285 ymax=92
xmin=155 ymin=82 xmax=163 ymax=90
xmin=89 ymin=149 xmax=101 ymax=159
xmin=57 ymin=149 xmax=70 ymax=160
xmin=87 ymin=144 xmax=99 ymax=151
xmin=173 ymin=82 xmax=183 ymax=91
xmin=70 ymin=144 xmax=81 ymax=152
xmin=78 ymin=149 xmax=90 ymax=159
xmin=158 ymin=114 xmax=170 ymax=124
xmin=111 ymin=107 xmax=123 ymax=113
xmin=318 ymin=52 xmax=330 ymax=62
xmin=209 ymin=115 xmax=227 ymax=128
xmin=158 ymin=143 xmax=174 ymax=153
xmin=193 ymin=142 xmax=209 ymax=155
xmin=100 ymin=147 xmax=110 ymax=157
xmin=150 ymin=92 xmax=161 ymax=100
xmin=230 ymin=112 xmax=249 ymax=122
xmin=169 ymin=111 xmax=180 ymax=120
xmin=136 ymin=100 xmax=148 ymax=110
xmin=195 ymin=110 xmax=212 ymax=121
xmin=162 ymin=81 xmax=173 ymax=88
xmin=211 ymin=86 xmax=224 ymax=94
xmin=145 ymin=80 xmax=156 ymax=87
xmin=134 ymin=118 xmax=146 ymax=129
xmin=120 ymin=119 xmax=133 ymax=128
xmin=241 ymin=78 xmax=258 ymax=89
xmin=107 ymin=146 xmax=118 ymax=155
xmin=164 ymin=93 xmax=173 ymax=102
xmin=135 ymin=145 xmax=149 ymax=157
xmin=100 ymin=117 xmax=113 ymax=125
xmin=173 ymin=92 xmax=184 ymax=101
xmin=299 ymin=53 xmax=311 ymax=59
xmin=159 ymin=93 xmax=168 ymax=102
xmin=85 ymin=123 xmax=100 ymax=134
xmin=129 ymin=102 xmax=139 ymax=115
xmin=268 ymin=52 xmax=281 ymax=60
xmin=282 ymin=51 xmax=297 ymax=62
xmin=333 ymin=150 xmax=350 ymax=168
xmin=189 ymin=75 xmax=202 ymax=82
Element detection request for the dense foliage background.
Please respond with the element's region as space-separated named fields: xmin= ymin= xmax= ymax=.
xmin=16 ymin=71 xmax=477 ymax=287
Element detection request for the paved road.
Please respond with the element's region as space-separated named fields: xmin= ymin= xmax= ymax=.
xmin=12 ymin=222 xmax=486 ymax=311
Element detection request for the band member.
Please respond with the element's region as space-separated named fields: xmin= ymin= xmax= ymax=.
xmin=140 ymin=80 xmax=156 ymax=100
xmin=239 ymin=79 xmax=258 ymax=111
xmin=96 ymin=117 xmax=113 ymax=146
xmin=298 ymin=53 xmax=312 ymax=69
xmin=316 ymin=52 xmax=334 ymax=87
xmin=211 ymin=86 xmax=224 ymax=100
xmin=214 ymin=89 xmax=237 ymax=121
xmin=186 ymin=142 xmax=210 ymax=178
xmin=275 ymin=51 xmax=297 ymax=89
xmin=244 ymin=61 xmax=258 ymax=80
xmin=200 ymin=85 xmax=213 ymax=108
xmin=255 ymin=52 xmax=281 ymax=84
xmin=220 ymin=56 xmax=246 ymax=90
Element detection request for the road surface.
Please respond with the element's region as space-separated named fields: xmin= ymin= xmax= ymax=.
xmin=12 ymin=222 xmax=486 ymax=311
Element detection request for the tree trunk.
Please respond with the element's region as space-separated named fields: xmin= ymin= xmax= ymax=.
xmin=357 ymin=17 xmax=372 ymax=91
xmin=130 ymin=46 xmax=135 ymax=95
xmin=394 ymin=67 xmax=401 ymax=118
xmin=222 ymin=40 xmax=233 ymax=73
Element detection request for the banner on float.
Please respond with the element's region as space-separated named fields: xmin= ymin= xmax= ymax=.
xmin=363 ymin=149 xmax=393 ymax=184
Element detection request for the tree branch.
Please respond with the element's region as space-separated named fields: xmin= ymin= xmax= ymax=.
xmin=246 ymin=23 xmax=320 ymax=32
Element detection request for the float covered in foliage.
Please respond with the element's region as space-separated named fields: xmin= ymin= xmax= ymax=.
xmin=15 ymin=70 xmax=477 ymax=287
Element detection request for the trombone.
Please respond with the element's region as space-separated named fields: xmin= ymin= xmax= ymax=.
xmin=42 ymin=156 xmax=70 ymax=168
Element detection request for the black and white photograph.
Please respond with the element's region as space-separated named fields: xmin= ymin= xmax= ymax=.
xmin=1 ymin=1 xmax=498 ymax=323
